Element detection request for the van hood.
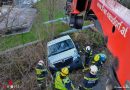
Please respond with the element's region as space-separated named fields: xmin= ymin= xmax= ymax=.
xmin=48 ymin=48 xmax=78 ymax=64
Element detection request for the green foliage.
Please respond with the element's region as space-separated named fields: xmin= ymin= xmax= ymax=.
xmin=0 ymin=0 xmax=68 ymax=51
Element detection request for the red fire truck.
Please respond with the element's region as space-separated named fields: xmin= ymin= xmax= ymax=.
xmin=66 ymin=0 xmax=130 ymax=89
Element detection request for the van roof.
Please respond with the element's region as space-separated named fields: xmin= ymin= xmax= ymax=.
xmin=47 ymin=35 xmax=71 ymax=46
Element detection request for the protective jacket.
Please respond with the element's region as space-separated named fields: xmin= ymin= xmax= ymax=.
xmin=83 ymin=72 xmax=98 ymax=90
xmin=35 ymin=64 xmax=48 ymax=81
xmin=54 ymin=71 xmax=74 ymax=90
xmin=85 ymin=50 xmax=93 ymax=65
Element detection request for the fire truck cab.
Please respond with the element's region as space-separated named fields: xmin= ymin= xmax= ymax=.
xmin=66 ymin=0 xmax=89 ymax=29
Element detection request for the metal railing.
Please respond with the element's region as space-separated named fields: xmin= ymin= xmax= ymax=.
xmin=1 ymin=0 xmax=13 ymax=5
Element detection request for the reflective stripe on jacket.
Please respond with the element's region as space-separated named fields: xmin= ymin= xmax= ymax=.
xmin=63 ymin=77 xmax=75 ymax=90
xmin=83 ymin=87 xmax=92 ymax=90
xmin=35 ymin=64 xmax=48 ymax=81
xmin=85 ymin=50 xmax=93 ymax=58
xmin=89 ymin=51 xmax=93 ymax=58
xmin=54 ymin=71 xmax=75 ymax=90
xmin=84 ymin=76 xmax=98 ymax=81
xmin=83 ymin=73 xmax=98 ymax=88
xmin=35 ymin=68 xmax=47 ymax=75
xmin=54 ymin=72 xmax=67 ymax=90
xmin=35 ymin=68 xmax=47 ymax=80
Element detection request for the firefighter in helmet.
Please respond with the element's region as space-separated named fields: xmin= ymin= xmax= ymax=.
xmin=79 ymin=65 xmax=99 ymax=90
xmin=35 ymin=60 xmax=48 ymax=88
xmin=54 ymin=67 xmax=75 ymax=90
xmin=92 ymin=53 xmax=107 ymax=67
xmin=84 ymin=46 xmax=93 ymax=66
xmin=82 ymin=46 xmax=93 ymax=72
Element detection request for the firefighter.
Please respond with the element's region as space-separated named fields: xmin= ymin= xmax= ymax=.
xmin=79 ymin=65 xmax=99 ymax=90
xmin=35 ymin=60 xmax=48 ymax=88
xmin=92 ymin=53 xmax=107 ymax=67
xmin=54 ymin=67 xmax=75 ymax=90
xmin=82 ymin=46 xmax=93 ymax=72
xmin=84 ymin=46 xmax=93 ymax=66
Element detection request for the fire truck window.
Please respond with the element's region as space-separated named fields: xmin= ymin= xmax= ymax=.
xmin=76 ymin=0 xmax=87 ymax=12
xmin=118 ymin=0 xmax=130 ymax=9
xmin=112 ymin=26 xmax=116 ymax=33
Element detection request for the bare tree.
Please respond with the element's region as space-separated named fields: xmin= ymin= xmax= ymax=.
xmin=0 ymin=0 xmax=64 ymax=90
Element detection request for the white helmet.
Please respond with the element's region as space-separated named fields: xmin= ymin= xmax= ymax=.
xmin=90 ymin=65 xmax=98 ymax=75
xmin=38 ymin=60 xmax=44 ymax=66
xmin=86 ymin=46 xmax=91 ymax=51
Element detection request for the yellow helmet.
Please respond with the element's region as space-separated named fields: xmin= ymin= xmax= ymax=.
xmin=61 ymin=67 xmax=69 ymax=76
xmin=94 ymin=54 xmax=100 ymax=62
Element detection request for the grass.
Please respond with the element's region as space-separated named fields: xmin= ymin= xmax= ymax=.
xmin=0 ymin=0 xmax=69 ymax=51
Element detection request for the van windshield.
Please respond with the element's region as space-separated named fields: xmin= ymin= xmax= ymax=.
xmin=48 ymin=39 xmax=74 ymax=56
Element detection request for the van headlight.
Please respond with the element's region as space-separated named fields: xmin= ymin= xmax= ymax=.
xmin=73 ymin=55 xmax=80 ymax=61
xmin=73 ymin=51 xmax=80 ymax=60
xmin=73 ymin=56 xmax=78 ymax=60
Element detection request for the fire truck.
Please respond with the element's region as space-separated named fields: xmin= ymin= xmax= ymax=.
xmin=65 ymin=0 xmax=130 ymax=89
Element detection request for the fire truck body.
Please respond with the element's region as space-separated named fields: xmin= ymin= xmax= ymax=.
xmin=89 ymin=0 xmax=130 ymax=88
xmin=66 ymin=0 xmax=130 ymax=89
xmin=66 ymin=0 xmax=89 ymax=29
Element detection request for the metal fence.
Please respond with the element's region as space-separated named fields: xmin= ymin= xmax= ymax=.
xmin=1 ymin=0 xmax=13 ymax=5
